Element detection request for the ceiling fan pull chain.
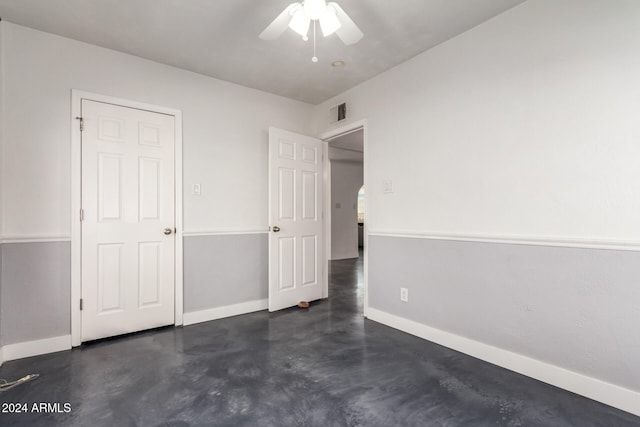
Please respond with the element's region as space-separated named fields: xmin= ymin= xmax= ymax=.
xmin=312 ymin=20 xmax=318 ymax=63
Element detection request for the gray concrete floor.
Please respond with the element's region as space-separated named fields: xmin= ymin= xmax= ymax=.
xmin=1 ymin=255 xmax=639 ymax=426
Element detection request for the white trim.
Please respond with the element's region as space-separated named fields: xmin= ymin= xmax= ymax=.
xmin=71 ymin=91 xmax=82 ymax=346
xmin=0 ymin=235 xmax=71 ymax=244
xmin=183 ymin=299 xmax=268 ymax=326
xmin=0 ymin=346 xmax=4 ymax=366
xmin=174 ymin=107 xmax=184 ymax=327
xmin=368 ymin=229 xmax=640 ymax=252
xmin=319 ymin=119 xmax=366 ymax=141
xmin=362 ymin=124 xmax=369 ymax=318
xmin=366 ymin=308 xmax=640 ymax=417
xmin=2 ymin=335 xmax=71 ymax=362
xmin=324 ymin=126 xmax=363 ymax=143
xmin=182 ymin=229 xmax=268 ymax=237
xmin=71 ymin=90 xmax=184 ymax=346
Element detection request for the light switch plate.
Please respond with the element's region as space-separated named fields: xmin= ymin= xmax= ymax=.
xmin=193 ymin=184 xmax=201 ymax=196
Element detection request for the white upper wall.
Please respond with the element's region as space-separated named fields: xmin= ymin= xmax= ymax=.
xmin=315 ymin=0 xmax=640 ymax=242
xmin=0 ymin=21 xmax=4 ymax=348
xmin=330 ymin=159 xmax=363 ymax=260
xmin=1 ymin=22 xmax=315 ymax=238
xmin=0 ymin=21 xmax=5 ymax=239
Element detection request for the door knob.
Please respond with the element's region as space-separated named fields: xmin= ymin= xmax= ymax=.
xmin=272 ymin=226 xmax=281 ymax=232
xmin=164 ymin=228 xmax=173 ymax=235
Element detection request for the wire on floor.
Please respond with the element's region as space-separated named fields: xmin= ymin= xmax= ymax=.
xmin=0 ymin=374 xmax=39 ymax=391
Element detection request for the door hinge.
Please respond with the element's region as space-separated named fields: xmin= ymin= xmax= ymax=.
xmin=80 ymin=208 xmax=84 ymax=221
xmin=75 ymin=116 xmax=84 ymax=132
xmin=80 ymin=299 xmax=83 ymax=311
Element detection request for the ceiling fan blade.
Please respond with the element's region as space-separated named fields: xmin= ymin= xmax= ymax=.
xmin=259 ymin=3 xmax=300 ymax=40
xmin=328 ymin=2 xmax=363 ymax=45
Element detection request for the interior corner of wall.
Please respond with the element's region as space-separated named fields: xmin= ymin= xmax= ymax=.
xmin=310 ymin=103 xmax=323 ymax=137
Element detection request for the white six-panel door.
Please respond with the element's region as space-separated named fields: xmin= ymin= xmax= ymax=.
xmin=269 ymin=127 xmax=325 ymax=312
xmin=81 ymin=99 xmax=175 ymax=341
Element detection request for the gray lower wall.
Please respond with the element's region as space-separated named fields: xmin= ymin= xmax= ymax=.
xmin=0 ymin=244 xmax=3 ymax=347
xmin=368 ymin=235 xmax=640 ymax=393
xmin=0 ymin=234 xmax=267 ymax=348
xmin=183 ymin=234 xmax=268 ymax=312
xmin=1 ymin=242 xmax=71 ymax=345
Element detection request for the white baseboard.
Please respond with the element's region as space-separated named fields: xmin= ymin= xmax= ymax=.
xmin=183 ymin=299 xmax=268 ymax=326
xmin=2 ymin=335 xmax=71 ymax=362
xmin=366 ymin=308 xmax=640 ymax=417
xmin=368 ymin=230 xmax=640 ymax=252
xmin=0 ymin=346 xmax=4 ymax=366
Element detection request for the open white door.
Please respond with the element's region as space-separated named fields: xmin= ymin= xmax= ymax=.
xmin=268 ymin=127 xmax=325 ymax=312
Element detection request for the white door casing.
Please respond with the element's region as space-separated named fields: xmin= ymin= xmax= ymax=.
xmin=81 ymin=99 xmax=176 ymax=341
xmin=268 ymin=127 xmax=326 ymax=311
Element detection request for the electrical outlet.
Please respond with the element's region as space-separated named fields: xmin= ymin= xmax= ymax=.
xmin=400 ymin=287 xmax=409 ymax=302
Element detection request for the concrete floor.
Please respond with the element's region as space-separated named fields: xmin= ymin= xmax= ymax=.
xmin=1 ymin=255 xmax=639 ymax=426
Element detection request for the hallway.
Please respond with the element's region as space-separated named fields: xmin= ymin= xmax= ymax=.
xmin=0 ymin=256 xmax=638 ymax=426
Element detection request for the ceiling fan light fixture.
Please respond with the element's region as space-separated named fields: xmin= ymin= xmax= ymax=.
xmin=320 ymin=6 xmax=341 ymax=37
xmin=259 ymin=0 xmax=363 ymax=50
xmin=304 ymin=0 xmax=327 ymax=21
xmin=288 ymin=7 xmax=310 ymax=37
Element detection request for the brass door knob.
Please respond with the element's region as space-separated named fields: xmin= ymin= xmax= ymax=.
xmin=272 ymin=226 xmax=281 ymax=232
xmin=164 ymin=228 xmax=173 ymax=235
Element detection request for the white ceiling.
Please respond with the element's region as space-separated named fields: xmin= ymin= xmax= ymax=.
xmin=0 ymin=0 xmax=526 ymax=104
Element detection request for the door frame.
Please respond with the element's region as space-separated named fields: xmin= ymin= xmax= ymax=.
xmin=70 ymin=90 xmax=184 ymax=347
xmin=319 ymin=119 xmax=368 ymax=317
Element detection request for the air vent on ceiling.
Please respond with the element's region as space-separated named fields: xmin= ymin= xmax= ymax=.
xmin=329 ymin=102 xmax=347 ymax=125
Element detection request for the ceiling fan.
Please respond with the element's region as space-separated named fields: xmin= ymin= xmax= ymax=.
xmin=259 ymin=0 xmax=363 ymax=61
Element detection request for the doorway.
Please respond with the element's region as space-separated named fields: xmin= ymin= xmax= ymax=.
xmin=321 ymin=119 xmax=368 ymax=316
xmin=326 ymin=129 xmax=364 ymax=261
